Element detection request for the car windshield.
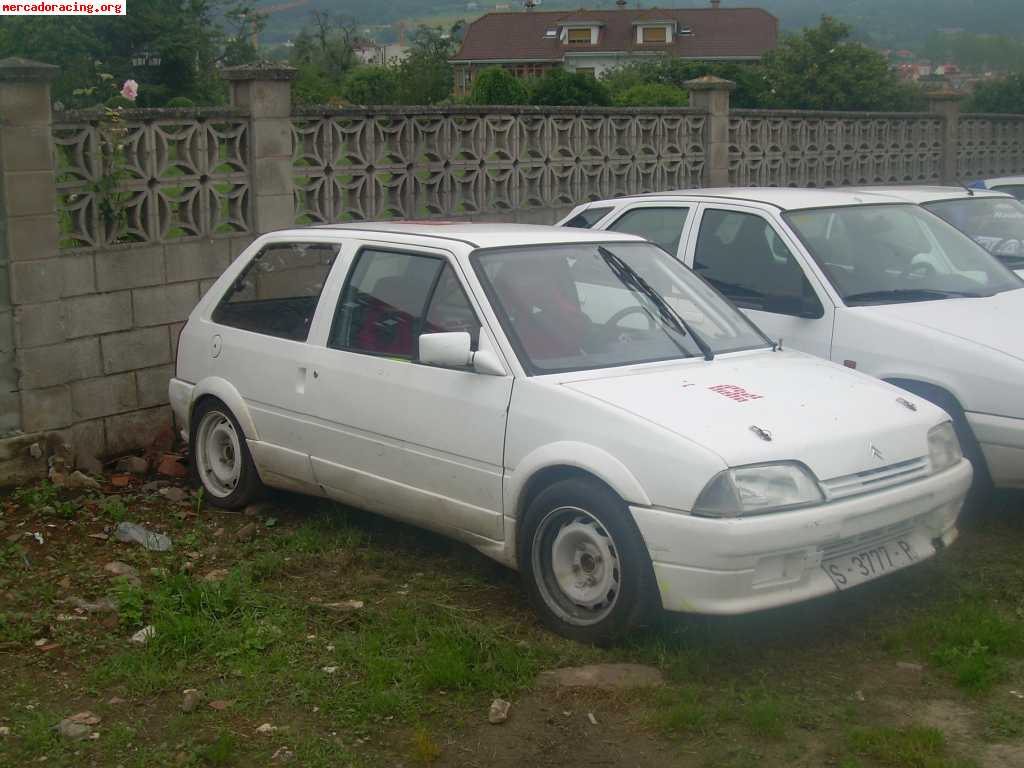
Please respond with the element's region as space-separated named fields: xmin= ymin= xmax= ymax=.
xmin=923 ymin=197 xmax=1024 ymax=269
xmin=472 ymin=241 xmax=770 ymax=375
xmin=784 ymin=203 xmax=1023 ymax=306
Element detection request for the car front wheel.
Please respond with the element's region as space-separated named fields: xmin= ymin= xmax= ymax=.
xmin=190 ymin=398 xmax=263 ymax=509
xmin=519 ymin=477 xmax=659 ymax=644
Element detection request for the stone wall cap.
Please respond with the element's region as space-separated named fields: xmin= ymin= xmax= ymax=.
xmin=0 ymin=57 xmax=59 ymax=83
xmin=683 ymin=75 xmax=737 ymax=91
xmin=221 ymin=64 xmax=298 ymax=82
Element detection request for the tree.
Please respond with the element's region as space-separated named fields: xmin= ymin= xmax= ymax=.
xmin=602 ymin=59 xmax=768 ymax=108
xmin=968 ymin=74 xmax=1024 ymax=114
xmin=393 ymin=25 xmax=457 ymax=105
xmin=530 ymin=69 xmax=611 ymax=107
xmin=342 ymin=66 xmax=400 ymax=105
xmin=614 ymin=83 xmax=688 ymax=107
xmin=761 ymin=16 xmax=923 ymax=111
xmin=288 ymin=9 xmax=357 ymax=104
xmin=467 ymin=67 xmax=529 ymax=105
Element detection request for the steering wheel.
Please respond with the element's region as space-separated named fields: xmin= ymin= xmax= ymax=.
xmin=605 ymin=306 xmax=655 ymax=343
xmin=900 ymin=260 xmax=938 ymax=280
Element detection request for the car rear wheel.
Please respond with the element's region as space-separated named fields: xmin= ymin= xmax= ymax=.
xmin=191 ymin=398 xmax=263 ymax=509
xmin=519 ymin=477 xmax=658 ymax=644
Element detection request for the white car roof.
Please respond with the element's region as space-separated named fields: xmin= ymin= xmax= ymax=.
xmin=298 ymin=221 xmax=646 ymax=249
xmin=843 ymin=185 xmax=1013 ymax=204
xmin=604 ymin=186 xmax=916 ymax=211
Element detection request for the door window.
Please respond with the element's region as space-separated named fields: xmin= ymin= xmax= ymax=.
xmin=608 ymin=207 xmax=689 ymax=256
xmin=212 ymin=242 xmax=340 ymax=341
xmin=992 ymin=184 xmax=1024 ymax=201
xmin=330 ymin=249 xmax=479 ymax=359
xmin=693 ymin=209 xmax=823 ymax=318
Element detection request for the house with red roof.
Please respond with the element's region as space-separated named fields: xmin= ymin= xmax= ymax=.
xmin=450 ymin=2 xmax=778 ymax=95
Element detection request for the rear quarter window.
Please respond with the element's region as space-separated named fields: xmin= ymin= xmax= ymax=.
xmin=562 ymin=207 xmax=614 ymax=228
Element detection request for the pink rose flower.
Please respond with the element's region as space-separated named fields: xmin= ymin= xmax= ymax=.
xmin=120 ymin=79 xmax=139 ymax=102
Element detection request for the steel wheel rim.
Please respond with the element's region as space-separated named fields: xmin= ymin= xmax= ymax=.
xmin=196 ymin=410 xmax=241 ymax=498
xmin=532 ymin=505 xmax=621 ymax=626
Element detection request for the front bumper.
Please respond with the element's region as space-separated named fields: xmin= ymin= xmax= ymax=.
xmin=630 ymin=458 xmax=972 ymax=615
xmin=966 ymin=411 xmax=1024 ymax=489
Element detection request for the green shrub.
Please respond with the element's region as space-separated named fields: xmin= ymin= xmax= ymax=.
xmin=530 ymin=69 xmax=611 ymax=107
xmin=614 ymin=83 xmax=688 ymax=107
xmin=164 ymin=96 xmax=195 ymax=108
xmin=468 ymin=66 xmax=529 ymax=105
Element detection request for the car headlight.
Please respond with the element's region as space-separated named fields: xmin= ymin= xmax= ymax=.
xmin=692 ymin=462 xmax=824 ymax=518
xmin=928 ymin=421 xmax=962 ymax=473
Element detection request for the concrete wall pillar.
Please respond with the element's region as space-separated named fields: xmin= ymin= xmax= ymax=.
xmin=685 ymin=75 xmax=735 ymax=188
xmin=927 ymin=90 xmax=964 ymax=185
xmin=223 ymin=65 xmax=298 ymax=234
xmin=0 ymin=58 xmax=62 ymax=437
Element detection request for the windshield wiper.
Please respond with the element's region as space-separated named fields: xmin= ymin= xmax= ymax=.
xmin=597 ymin=247 xmax=715 ymax=361
xmin=844 ymin=288 xmax=984 ymax=305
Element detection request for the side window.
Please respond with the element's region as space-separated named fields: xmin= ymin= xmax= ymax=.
xmin=993 ymin=185 xmax=1024 ymax=201
xmin=608 ymin=207 xmax=689 ymax=256
xmin=693 ymin=209 xmax=823 ymax=318
xmin=563 ymin=206 xmax=613 ymax=228
xmin=329 ymin=250 xmax=480 ymax=359
xmin=212 ymin=242 xmax=339 ymax=341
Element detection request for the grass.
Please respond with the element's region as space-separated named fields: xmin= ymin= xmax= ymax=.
xmin=845 ymin=725 xmax=975 ymax=768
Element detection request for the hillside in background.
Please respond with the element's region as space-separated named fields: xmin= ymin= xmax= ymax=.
xmin=256 ymin=0 xmax=1024 ymax=46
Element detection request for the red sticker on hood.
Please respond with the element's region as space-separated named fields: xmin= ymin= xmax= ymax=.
xmin=709 ymin=384 xmax=763 ymax=403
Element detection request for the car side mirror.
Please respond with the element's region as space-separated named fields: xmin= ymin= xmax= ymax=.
xmin=418 ymin=332 xmax=505 ymax=376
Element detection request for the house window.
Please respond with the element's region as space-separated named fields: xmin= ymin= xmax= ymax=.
xmin=567 ymin=28 xmax=592 ymax=45
xmin=642 ymin=26 xmax=667 ymax=44
xmin=575 ymin=67 xmax=596 ymax=77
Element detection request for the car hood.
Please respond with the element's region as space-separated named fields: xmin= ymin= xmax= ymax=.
xmin=858 ymin=288 xmax=1024 ymax=363
xmin=559 ymin=350 xmax=945 ymax=483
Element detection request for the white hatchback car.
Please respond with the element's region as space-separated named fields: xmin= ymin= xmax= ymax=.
xmin=562 ymin=189 xmax=1024 ymax=491
xmin=171 ymin=223 xmax=970 ymax=642
xmin=969 ymin=176 xmax=1024 ymax=201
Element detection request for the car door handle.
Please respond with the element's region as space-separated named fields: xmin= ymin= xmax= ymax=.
xmin=296 ymin=366 xmax=308 ymax=394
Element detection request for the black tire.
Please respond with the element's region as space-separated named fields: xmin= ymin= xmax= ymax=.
xmin=518 ymin=477 xmax=659 ymax=644
xmin=189 ymin=397 xmax=264 ymax=510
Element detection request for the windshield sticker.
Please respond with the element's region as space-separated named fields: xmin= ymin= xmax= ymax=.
xmin=709 ymin=384 xmax=763 ymax=403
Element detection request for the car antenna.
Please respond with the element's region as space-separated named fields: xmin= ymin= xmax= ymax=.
xmin=773 ymin=337 xmax=783 ymax=352
xmin=959 ymin=180 xmax=975 ymax=197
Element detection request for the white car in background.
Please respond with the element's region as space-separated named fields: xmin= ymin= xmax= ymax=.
xmin=969 ymin=177 xmax=1024 ymax=201
xmin=850 ymin=186 xmax=1024 ymax=276
xmin=562 ymin=188 xmax=1024 ymax=491
xmin=170 ymin=222 xmax=970 ymax=642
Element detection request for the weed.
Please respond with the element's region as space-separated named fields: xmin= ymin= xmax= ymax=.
xmin=100 ymin=495 xmax=129 ymax=523
xmin=13 ymin=481 xmax=58 ymax=510
xmin=111 ymin=576 xmax=145 ymax=629
xmin=846 ymin=725 xmax=973 ymax=768
xmin=0 ymin=611 xmax=33 ymax=644
xmin=739 ymin=688 xmax=791 ymax=739
xmin=198 ymin=731 xmax=238 ymax=766
xmin=193 ymin=487 xmax=205 ymax=516
xmin=410 ymin=725 xmax=442 ymax=764
xmin=985 ymin=702 xmax=1024 ymax=740
xmin=651 ymin=686 xmax=710 ymax=737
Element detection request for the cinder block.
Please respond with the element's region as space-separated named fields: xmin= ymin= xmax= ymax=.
xmin=165 ymin=240 xmax=230 ymax=283
xmin=105 ymin=406 xmax=172 ymax=454
xmin=14 ymin=301 xmax=66 ymax=348
xmin=0 ymin=125 xmax=55 ymax=172
xmin=255 ymin=194 xmax=297 ymax=233
xmin=10 ymin=258 xmax=62 ymax=303
xmin=2 ymin=170 xmax=57 ymax=217
xmin=95 ymin=246 xmax=165 ymax=291
xmin=65 ymin=291 xmax=132 ymax=338
xmin=4 ymin=213 xmax=59 ymax=262
xmin=100 ymin=326 xmax=171 ymax=374
xmin=61 ymin=253 xmax=96 ymax=297
xmin=17 ymin=337 xmax=102 ymax=389
xmin=136 ymin=364 xmax=173 ymax=408
xmin=0 ymin=310 xmax=15 ymax=356
xmin=0 ymin=389 xmax=21 ymax=435
xmin=21 ymin=385 xmax=72 ymax=432
xmin=68 ymin=418 xmax=106 ymax=460
xmin=71 ymin=373 xmax=138 ymax=420
xmin=132 ymin=282 xmax=199 ymax=327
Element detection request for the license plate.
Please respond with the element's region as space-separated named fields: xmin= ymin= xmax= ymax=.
xmin=822 ymin=538 xmax=918 ymax=590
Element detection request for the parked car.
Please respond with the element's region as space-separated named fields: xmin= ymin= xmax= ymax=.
xmin=969 ymin=176 xmax=1024 ymax=201
xmin=846 ymin=186 xmax=1024 ymax=276
xmin=561 ymin=188 xmax=1024 ymax=492
xmin=171 ymin=223 xmax=970 ymax=642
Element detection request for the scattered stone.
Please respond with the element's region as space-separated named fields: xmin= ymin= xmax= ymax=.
xmin=65 ymin=471 xmax=101 ymax=491
xmin=141 ymin=481 xmax=164 ymax=493
xmin=88 ymin=532 xmax=109 ymax=541
xmin=103 ymin=561 xmax=140 ymax=585
xmin=587 ymin=712 xmax=598 ymax=726
xmin=114 ymin=521 xmax=172 ymax=552
xmin=213 ymin=527 xmax=225 ymax=538
xmin=855 ymin=690 xmax=866 ymax=702
xmin=321 ymin=666 xmax=339 ymax=675
xmin=29 ymin=442 xmax=43 ymax=460
xmin=116 ymin=456 xmax=150 ymax=475
xmin=38 ymin=643 xmax=60 ymax=652
xmin=181 ymin=689 xmax=203 ymax=713
xmin=70 ymin=597 xmax=118 ymax=614
xmin=538 ymin=663 xmax=664 ymax=690
xmin=33 ymin=638 xmax=50 ymax=647
xmin=107 ymin=697 xmax=126 ymax=705
xmin=158 ymin=487 xmax=187 ymax=504
xmin=0 ymin=725 xmax=10 ymax=737
xmin=203 ymin=569 xmax=229 ymax=583
xmin=897 ymin=661 xmax=924 ymax=672
xmin=235 ymin=523 xmax=258 ymax=542
xmin=57 ymin=719 xmax=91 ymax=741
xmin=488 ymin=698 xmax=511 ymax=725
xmin=256 ymin=723 xmax=277 ymax=735
xmin=323 ymin=600 xmax=363 ymax=612
xmin=76 ymin=453 xmax=104 ymax=476
xmin=110 ymin=474 xmax=131 ymax=488
xmin=271 ymin=746 xmax=295 ymax=762
xmin=1011 ymin=690 xmax=1024 ymax=700
xmin=130 ymin=625 xmax=156 ymax=645
xmin=58 ymin=575 xmax=72 ymax=589
xmin=56 ymin=613 xmax=88 ymax=622
xmin=67 ymin=711 xmax=101 ymax=726
xmin=157 ymin=454 xmax=187 ymax=478
xmin=208 ymin=700 xmax=233 ymax=711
